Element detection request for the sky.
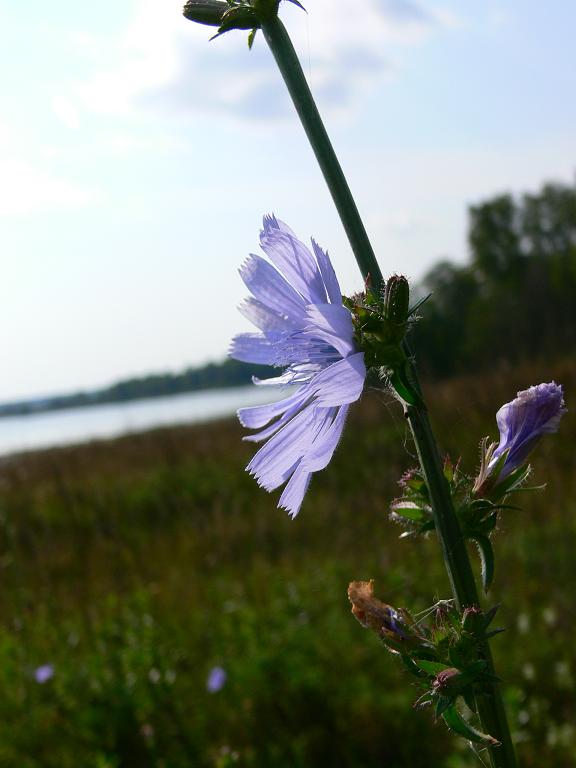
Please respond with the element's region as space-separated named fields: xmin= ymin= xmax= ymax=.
xmin=1 ymin=0 xmax=575 ymax=401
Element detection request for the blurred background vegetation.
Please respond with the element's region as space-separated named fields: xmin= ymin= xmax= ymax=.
xmin=1 ymin=362 xmax=574 ymax=767
xmin=0 ymin=177 xmax=575 ymax=767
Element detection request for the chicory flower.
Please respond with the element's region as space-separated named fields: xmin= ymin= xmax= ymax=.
xmin=230 ymin=215 xmax=366 ymax=517
xmin=34 ymin=664 xmax=55 ymax=684
xmin=474 ymin=382 xmax=566 ymax=495
xmin=489 ymin=382 xmax=566 ymax=479
xmin=206 ymin=666 xmax=227 ymax=692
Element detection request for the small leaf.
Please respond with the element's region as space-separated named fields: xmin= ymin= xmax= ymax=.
xmin=414 ymin=660 xmax=452 ymax=676
xmin=474 ymin=534 xmax=495 ymax=593
xmin=435 ymin=694 xmax=453 ymax=719
xmin=482 ymin=604 xmax=500 ymax=629
xmin=401 ymin=655 xmax=429 ymax=679
xmin=389 ymin=368 xmax=420 ymax=406
xmin=484 ymin=627 xmax=506 ymax=640
xmin=442 ymin=706 xmax=500 ymax=745
xmin=491 ymin=462 xmax=531 ymax=499
xmin=247 ymin=27 xmax=257 ymax=48
xmin=408 ymin=293 xmax=431 ymax=317
xmin=390 ymin=501 xmax=427 ymax=522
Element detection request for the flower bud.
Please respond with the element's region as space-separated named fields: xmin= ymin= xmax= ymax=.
xmin=473 ymin=381 xmax=566 ymax=496
xmin=183 ymin=0 xmax=229 ymax=27
xmin=384 ymin=274 xmax=410 ymax=327
xmin=432 ymin=667 xmax=464 ymax=693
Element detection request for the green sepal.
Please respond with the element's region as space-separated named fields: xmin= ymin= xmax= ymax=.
xmin=390 ymin=501 xmax=428 ymax=522
xmin=442 ymin=706 xmax=500 ymax=746
xmin=389 ymin=366 xmax=422 ymax=407
xmin=408 ymin=292 xmax=431 ymax=317
xmin=247 ymin=27 xmax=257 ymax=48
xmin=414 ymin=659 xmax=452 ymax=676
xmin=401 ymin=655 xmax=429 ymax=679
xmin=443 ymin=455 xmax=455 ymax=483
xmin=484 ymin=627 xmax=506 ymax=640
xmin=463 ymin=689 xmax=477 ymax=713
xmin=435 ymin=694 xmax=453 ymax=719
xmin=210 ymin=5 xmax=259 ymax=39
xmin=482 ymin=604 xmax=500 ymax=629
xmin=490 ymin=462 xmax=531 ymax=500
xmin=473 ymin=533 xmax=495 ymax=593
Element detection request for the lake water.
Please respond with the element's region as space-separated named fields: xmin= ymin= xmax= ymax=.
xmin=0 ymin=386 xmax=286 ymax=457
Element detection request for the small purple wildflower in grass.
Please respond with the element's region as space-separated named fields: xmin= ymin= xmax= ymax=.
xmin=488 ymin=382 xmax=567 ymax=482
xmin=34 ymin=664 xmax=54 ymax=684
xmin=207 ymin=666 xmax=227 ymax=693
xmin=230 ymin=215 xmax=366 ymax=517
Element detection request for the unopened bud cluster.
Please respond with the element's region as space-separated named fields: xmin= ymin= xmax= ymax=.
xmin=183 ymin=0 xmax=303 ymax=45
xmin=348 ymin=580 xmax=502 ymax=746
xmin=343 ymin=275 xmax=421 ymax=404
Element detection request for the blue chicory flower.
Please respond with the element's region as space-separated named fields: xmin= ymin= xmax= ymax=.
xmin=488 ymin=381 xmax=567 ymax=481
xmin=206 ymin=666 xmax=227 ymax=693
xmin=34 ymin=664 xmax=55 ymax=684
xmin=230 ymin=215 xmax=366 ymax=517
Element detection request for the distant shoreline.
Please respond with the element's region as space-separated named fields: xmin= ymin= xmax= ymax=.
xmin=0 ymin=359 xmax=274 ymax=418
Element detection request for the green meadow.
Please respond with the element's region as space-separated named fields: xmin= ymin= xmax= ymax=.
xmin=1 ymin=359 xmax=574 ymax=767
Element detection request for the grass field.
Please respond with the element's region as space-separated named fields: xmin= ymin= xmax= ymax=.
xmin=1 ymin=359 xmax=575 ymax=767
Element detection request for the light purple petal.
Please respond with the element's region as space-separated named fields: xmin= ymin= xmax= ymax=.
xmin=229 ymin=333 xmax=278 ymax=365
xmin=301 ymin=405 xmax=349 ymax=472
xmin=261 ymin=216 xmax=327 ymax=304
xmin=239 ymin=254 xmax=307 ymax=323
xmin=247 ymin=406 xmax=321 ymax=490
xmin=305 ymin=303 xmax=355 ymax=357
xmin=312 ymin=239 xmax=342 ymax=304
xmin=310 ymin=353 xmax=366 ymax=407
xmin=242 ymin=396 xmax=311 ymax=444
xmin=252 ymin=370 xmax=301 ymax=386
xmin=230 ymin=215 xmax=365 ymax=516
xmin=278 ymin=464 xmax=312 ymax=518
xmin=489 ymin=381 xmax=567 ymax=479
xmin=239 ymin=297 xmax=294 ymax=333
xmin=268 ymin=215 xmax=297 ymax=238
xmin=238 ymin=388 xmax=308 ymax=430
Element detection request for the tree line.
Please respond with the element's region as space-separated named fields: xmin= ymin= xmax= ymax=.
xmin=2 ymin=178 xmax=573 ymax=416
xmin=412 ymin=179 xmax=576 ymax=377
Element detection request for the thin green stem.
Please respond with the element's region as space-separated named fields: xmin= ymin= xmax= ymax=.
xmin=406 ymin=406 xmax=516 ymax=767
xmin=260 ymin=13 xmax=517 ymax=768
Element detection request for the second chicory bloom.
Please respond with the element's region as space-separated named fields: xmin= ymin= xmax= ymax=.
xmin=474 ymin=382 xmax=567 ymax=496
xmin=230 ymin=215 xmax=366 ymax=518
xmin=489 ymin=382 xmax=566 ymax=480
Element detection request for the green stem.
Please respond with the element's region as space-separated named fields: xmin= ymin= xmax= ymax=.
xmin=406 ymin=406 xmax=516 ymax=767
xmin=260 ymin=13 xmax=516 ymax=768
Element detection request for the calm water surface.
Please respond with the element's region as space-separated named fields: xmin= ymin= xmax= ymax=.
xmin=0 ymin=386 xmax=287 ymax=456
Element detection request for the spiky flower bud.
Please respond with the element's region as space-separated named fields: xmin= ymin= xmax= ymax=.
xmin=183 ymin=0 xmax=229 ymax=27
xmin=384 ymin=274 xmax=410 ymax=328
xmin=432 ymin=667 xmax=464 ymax=693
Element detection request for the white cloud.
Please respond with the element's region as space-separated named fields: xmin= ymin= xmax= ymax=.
xmin=0 ymin=121 xmax=94 ymax=216
xmin=52 ymin=95 xmax=81 ymax=129
xmin=71 ymin=0 xmax=459 ymax=121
